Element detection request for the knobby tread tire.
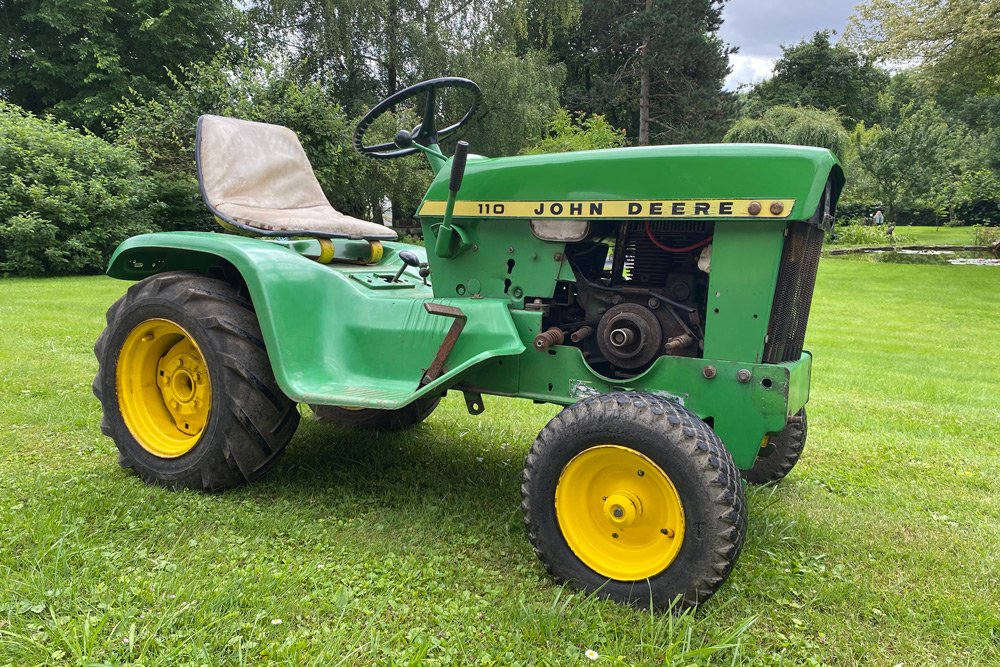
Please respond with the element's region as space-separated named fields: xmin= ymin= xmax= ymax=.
xmin=309 ymin=395 xmax=441 ymax=430
xmin=742 ymin=408 xmax=807 ymax=485
xmin=93 ymin=271 xmax=299 ymax=491
xmin=521 ymin=392 xmax=747 ymax=610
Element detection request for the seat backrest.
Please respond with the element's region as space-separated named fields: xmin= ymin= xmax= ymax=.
xmin=196 ymin=114 xmax=330 ymax=217
xmin=194 ymin=115 xmax=396 ymax=241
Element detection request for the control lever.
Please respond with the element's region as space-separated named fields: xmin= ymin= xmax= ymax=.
xmin=391 ymin=250 xmax=421 ymax=283
xmin=433 ymin=140 xmax=469 ymax=258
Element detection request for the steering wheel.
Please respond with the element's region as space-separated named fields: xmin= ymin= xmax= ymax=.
xmin=354 ymin=77 xmax=481 ymax=159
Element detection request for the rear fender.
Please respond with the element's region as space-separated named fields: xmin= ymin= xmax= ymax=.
xmin=107 ymin=232 xmax=525 ymax=409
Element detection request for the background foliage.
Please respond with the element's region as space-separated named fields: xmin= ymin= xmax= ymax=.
xmin=0 ymin=104 xmax=154 ymax=276
xmin=1 ymin=0 xmax=999 ymax=275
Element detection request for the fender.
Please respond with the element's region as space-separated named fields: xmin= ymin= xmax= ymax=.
xmin=107 ymin=232 xmax=525 ymax=408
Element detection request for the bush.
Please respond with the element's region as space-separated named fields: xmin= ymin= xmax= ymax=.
xmin=521 ymin=109 xmax=627 ymax=155
xmin=0 ymin=103 xmax=156 ymax=276
xmin=972 ymin=225 xmax=1000 ymax=246
xmin=832 ymin=220 xmax=911 ymax=246
xmin=836 ymin=201 xmax=880 ymax=223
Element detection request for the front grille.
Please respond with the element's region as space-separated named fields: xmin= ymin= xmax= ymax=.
xmin=763 ymin=222 xmax=824 ymax=363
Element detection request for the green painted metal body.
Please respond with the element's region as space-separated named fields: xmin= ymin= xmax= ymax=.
xmin=107 ymin=143 xmax=842 ymax=470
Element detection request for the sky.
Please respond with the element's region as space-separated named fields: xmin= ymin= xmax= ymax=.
xmin=719 ymin=0 xmax=863 ymax=90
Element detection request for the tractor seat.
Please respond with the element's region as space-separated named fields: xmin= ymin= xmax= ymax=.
xmin=195 ymin=115 xmax=397 ymax=241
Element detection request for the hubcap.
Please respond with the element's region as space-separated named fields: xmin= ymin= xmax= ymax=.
xmin=116 ymin=319 xmax=212 ymax=458
xmin=555 ymin=445 xmax=685 ymax=580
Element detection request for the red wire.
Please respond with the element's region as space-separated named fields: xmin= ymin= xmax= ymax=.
xmin=644 ymin=221 xmax=713 ymax=253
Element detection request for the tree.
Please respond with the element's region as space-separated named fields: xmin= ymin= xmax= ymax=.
xmin=553 ymin=0 xmax=733 ymax=145
xmin=521 ymin=109 xmax=627 ymax=154
xmin=852 ymin=103 xmax=954 ymax=224
xmin=252 ymin=1 xmax=577 ymax=116
xmin=746 ymin=31 xmax=889 ymax=126
xmin=113 ymin=55 xmax=405 ymax=231
xmin=724 ymin=105 xmax=849 ymax=159
xmin=0 ymin=0 xmax=235 ymax=132
xmin=847 ymin=0 xmax=1000 ymax=96
xmin=448 ymin=49 xmax=565 ymax=158
xmin=246 ymin=1 xmax=569 ymax=221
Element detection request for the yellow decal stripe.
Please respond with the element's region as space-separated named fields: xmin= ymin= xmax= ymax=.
xmin=418 ymin=198 xmax=795 ymax=219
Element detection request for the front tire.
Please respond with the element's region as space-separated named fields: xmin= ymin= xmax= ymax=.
xmin=521 ymin=392 xmax=746 ymax=610
xmin=742 ymin=408 xmax=807 ymax=485
xmin=93 ymin=272 xmax=299 ymax=491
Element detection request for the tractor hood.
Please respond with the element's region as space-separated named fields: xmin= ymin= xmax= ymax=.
xmin=418 ymin=143 xmax=844 ymax=224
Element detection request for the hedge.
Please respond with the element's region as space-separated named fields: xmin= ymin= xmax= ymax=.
xmin=0 ymin=103 xmax=156 ymax=276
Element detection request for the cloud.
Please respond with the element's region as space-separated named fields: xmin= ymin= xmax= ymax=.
xmin=720 ymin=0 xmax=861 ymax=89
xmin=725 ymin=54 xmax=776 ymax=91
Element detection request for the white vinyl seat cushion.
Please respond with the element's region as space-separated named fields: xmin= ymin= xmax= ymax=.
xmin=196 ymin=115 xmax=397 ymax=241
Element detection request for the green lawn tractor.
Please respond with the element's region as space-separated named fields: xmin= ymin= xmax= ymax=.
xmin=94 ymin=78 xmax=843 ymax=609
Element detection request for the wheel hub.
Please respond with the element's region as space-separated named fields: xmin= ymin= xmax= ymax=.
xmin=116 ymin=319 xmax=212 ymax=458
xmin=158 ymin=345 xmax=210 ymax=436
xmin=603 ymin=492 xmax=641 ymax=527
xmin=555 ymin=445 xmax=685 ymax=581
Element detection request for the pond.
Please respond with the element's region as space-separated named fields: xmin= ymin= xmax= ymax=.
xmin=828 ymin=249 xmax=1000 ymax=265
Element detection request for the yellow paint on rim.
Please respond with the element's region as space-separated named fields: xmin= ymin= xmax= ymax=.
xmin=555 ymin=445 xmax=685 ymax=581
xmin=116 ymin=319 xmax=211 ymax=458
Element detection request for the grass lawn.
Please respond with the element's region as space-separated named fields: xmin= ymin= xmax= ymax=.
xmin=1 ymin=260 xmax=997 ymax=666
xmin=890 ymin=225 xmax=978 ymax=246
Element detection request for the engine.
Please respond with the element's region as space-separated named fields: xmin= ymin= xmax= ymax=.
xmin=531 ymin=220 xmax=714 ymax=378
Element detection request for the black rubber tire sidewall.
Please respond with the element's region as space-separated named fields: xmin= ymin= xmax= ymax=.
xmin=522 ymin=393 xmax=746 ymax=610
xmin=94 ymin=272 xmax=299 ymax=491
xmin=742 ymin=408 xmax=807 ymax=485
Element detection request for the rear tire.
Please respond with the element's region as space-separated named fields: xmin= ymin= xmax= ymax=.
xmin=742 ymin=408 xmax=807 ymax=485
xmin=310 ymin=395 xmax=440 ymax=430
xmin=521 ymin=392 xmax=746 ymax=610
xmin=93 ymin=271 xmax=299 ymax=491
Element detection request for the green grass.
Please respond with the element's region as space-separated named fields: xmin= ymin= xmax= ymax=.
xmin=892 ymin=225 xmax=977 ymax=245
xmin=1 ymin=262 xmax=998 ymax=666
xmin=829 ymin=225 xmax=980 ymax=247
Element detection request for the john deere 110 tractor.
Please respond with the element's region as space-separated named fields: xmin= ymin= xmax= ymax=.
xmin=94 ymin=78 xmax=842 ymax=608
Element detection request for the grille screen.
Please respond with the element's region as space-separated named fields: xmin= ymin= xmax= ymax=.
xmin=763 ymin=222 xmax=824 ymax=363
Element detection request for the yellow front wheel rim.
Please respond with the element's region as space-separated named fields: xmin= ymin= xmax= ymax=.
xmin=555 ymin=445 xmax=685 ymax=581
xmin=116 ymin=319 xmax=212 ymax=458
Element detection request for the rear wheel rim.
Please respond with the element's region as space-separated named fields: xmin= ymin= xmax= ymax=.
xmin=116 ymin=319 xmax=212 ymax=458
xmin=555 ymin=445 xmax=685 ymax=580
